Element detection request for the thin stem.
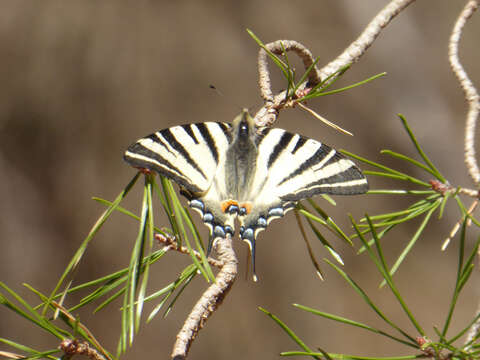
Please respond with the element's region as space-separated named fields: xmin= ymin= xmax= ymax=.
xmin=155 ymin=233 xmax=223 ymax=268
xmin=318 ymin=0 xmax=415 ymax=81
xmin=258 ymin=39 xmax=321 ymax=103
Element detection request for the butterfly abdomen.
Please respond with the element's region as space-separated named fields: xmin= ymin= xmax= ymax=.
xmin=224 ymin=113 xmax=259 ymax=200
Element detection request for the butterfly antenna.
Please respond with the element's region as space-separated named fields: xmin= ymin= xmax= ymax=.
xmin=208 ymin=84 xmax=258 ymax=115
xmin=208 ymin=84 xmax=224 ymax=97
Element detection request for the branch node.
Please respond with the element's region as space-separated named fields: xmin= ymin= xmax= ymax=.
xmin=155 ymin=233 xmax=224 ymax=268
xmin=60 ymin=339 xmax=105 ymax=360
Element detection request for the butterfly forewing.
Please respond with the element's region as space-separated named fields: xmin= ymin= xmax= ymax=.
xmin=124 ymin=122 xmax=231 ymax=194
xmin=239 ymin=126 xmax=368 ymax=242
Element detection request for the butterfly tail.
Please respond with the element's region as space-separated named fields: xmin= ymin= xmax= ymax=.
xmin=241 ymin=227 xmax=258 ymax=282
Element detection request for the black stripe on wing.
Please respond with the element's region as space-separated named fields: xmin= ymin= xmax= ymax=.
xmin=160 ymin=128 xmax=207 ymax=180
xmin=277 ymin=145 xmax=332 ymax=185
xmin=253 ymin=131 xmax=369 ymax=200
xmin=267 ymin=131 xmax=294 ymax=168
xmin=280 ymin=145 xmax=368 ymax=201
xmin=196 ymin=123 xmax=220 ymax=163
xmin=124 ymin=122 xmax=232 ymax=194
xmin=292 ymin=136 xmax=307 ymax=154
xmin=124 ymin=142 xmax=205 ymax=193
xmin=182 ymin=124 xmax=200 ymax=144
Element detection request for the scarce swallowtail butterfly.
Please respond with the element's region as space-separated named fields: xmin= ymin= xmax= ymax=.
xmin=124 ymin=109 xmax=368 ymax=280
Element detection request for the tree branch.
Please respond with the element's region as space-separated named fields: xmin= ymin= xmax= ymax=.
xmin=171 ymin=234 xmax=238 ymax=359
xmin=318 ymin=0 xmax=415 ymax=81
xmin=449 ymin=1 xmax=480 ymax=348
xmin=448 ymin=0 xmax=480 ymax=187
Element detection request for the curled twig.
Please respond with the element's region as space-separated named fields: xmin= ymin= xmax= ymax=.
xmin=253 ymin=0 xmax=416 ymax=127
xmin=171 ymin=234 xmax=238 ymax=359
xmin=448 ymin=0 xmax=480 ymax=187
xmin=258 ymin=39 xmax=321 ymax=105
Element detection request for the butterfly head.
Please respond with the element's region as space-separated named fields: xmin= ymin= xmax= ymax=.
xmin=232 ymin=109 xmax=255 ymax=139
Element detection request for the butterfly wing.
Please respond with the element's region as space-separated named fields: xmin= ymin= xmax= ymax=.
xmin=239 ymin=127 xmax=368 ymax=273
xmin=124 ymin=122 xmax=237 ymax=244
xmin=124 ymin=122 xmax=231 ymax=194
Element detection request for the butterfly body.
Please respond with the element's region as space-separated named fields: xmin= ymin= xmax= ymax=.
xmin=124 ymin=110 xmax=368 ymax=279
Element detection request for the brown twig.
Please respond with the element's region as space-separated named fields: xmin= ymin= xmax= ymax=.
xmin=442 ymin=199 xmax=479 ymax=251
xmin=0 ymin=351 xmax=25 ymax=359
xmin=60 ymin=339 xmax=106 ymax=360
xmin=50 ymin=302 xmax=112 ymax=360
xmin=318 ymin=0 xmax=415 ymax=81
xmin=254 ymin=40 xmax=321 ymax=127
xmin=155 ymin=233 xmax=223 ymax=268
xmin=171 ymin=234 xmax=238 ymax=359
xmin=449 ymin=0 xmax=480 ymax=187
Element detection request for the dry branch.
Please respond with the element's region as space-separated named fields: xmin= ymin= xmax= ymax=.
xmin=171 ymin=234 xmax=238 ymax=359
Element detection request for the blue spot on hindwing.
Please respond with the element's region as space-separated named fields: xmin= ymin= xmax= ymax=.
xmin=190 ymin=199 xmax=204 ymax=211
xmin=242 ymin=228 xmax=254 ymax=241
xmin=268 ymin=207 xmax=284 ymax=218
xmin=224 ymin=225 xmax=234 ymax=235
xmin=227 ymin=204 xmax=239 ymax=214
xmin=203 ymin=212 xmax=214 ymax=223
xmin=257 ymin=217 xmax=267 ymax=227
xmin=214 ymin=226 xmax=226 ymax=238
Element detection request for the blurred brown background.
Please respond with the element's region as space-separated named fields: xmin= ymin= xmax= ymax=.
xmin=1 ymin=1 xmax=480 ymax=359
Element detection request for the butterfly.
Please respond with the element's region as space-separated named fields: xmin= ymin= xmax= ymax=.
xmin=124 ymin=109 xmax=368 ymax=280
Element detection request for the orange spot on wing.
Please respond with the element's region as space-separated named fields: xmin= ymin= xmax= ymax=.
xmin=241 ymin=202 xmax=253 ymax=215
xmin=221 ymin=200 xmax=239 ymax=213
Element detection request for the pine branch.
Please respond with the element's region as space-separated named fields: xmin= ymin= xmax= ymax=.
xmin=171 ymin=234 xmax=238 ymax=359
